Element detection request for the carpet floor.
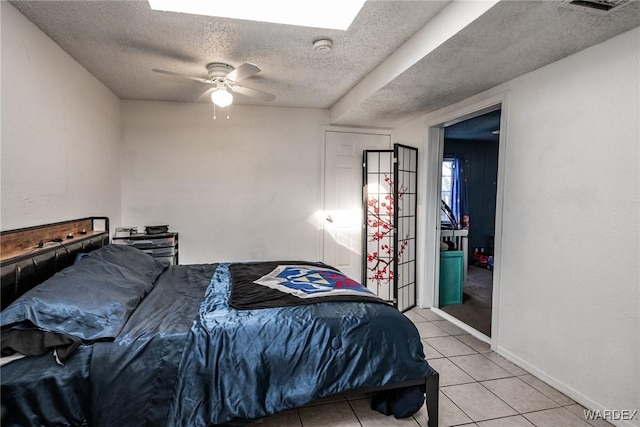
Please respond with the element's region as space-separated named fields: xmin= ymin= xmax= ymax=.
xmin=440 ymin=265 xmax=493 ymax=337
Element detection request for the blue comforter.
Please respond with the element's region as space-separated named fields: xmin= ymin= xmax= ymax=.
xmin=2 ymin=261 xmax=432 ymax=426
xmin=168 ymin=263 xmax=430 ymax=425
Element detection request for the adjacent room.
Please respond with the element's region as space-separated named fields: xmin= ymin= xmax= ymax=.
xmin=1 ymin=1 xmax=638 ymax=427
xmin=438 ymin=109 xmax=501 ymax=338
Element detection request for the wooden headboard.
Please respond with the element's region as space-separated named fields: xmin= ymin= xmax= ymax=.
xmin=1 ymin=217 xmax=110 ymax=310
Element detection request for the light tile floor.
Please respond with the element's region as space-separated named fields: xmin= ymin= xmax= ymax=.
xmin=251 ymin=308 xmax=612 ymax=427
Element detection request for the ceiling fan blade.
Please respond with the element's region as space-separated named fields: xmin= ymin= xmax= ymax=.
xmin=226 ymin=63 xmax=261 ymax=83
xmin=230 ymin=85 xmax=275 ymax=102
xmin=194 ymin=86 xmax=216 ymax=103
xmin=152 ymin=68 xmax=210 ymax=84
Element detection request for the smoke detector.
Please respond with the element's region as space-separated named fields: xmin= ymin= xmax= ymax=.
xmin=313 ymin=38 xmax=333 ymax=53
xmin=560 ymin=0 xmax=631 ymax=14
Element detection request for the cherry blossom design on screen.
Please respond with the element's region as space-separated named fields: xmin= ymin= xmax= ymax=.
xmin=366 ymin=174 xmax=408 ymax=296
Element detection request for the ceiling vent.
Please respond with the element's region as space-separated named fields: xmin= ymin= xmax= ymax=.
xmin=560 ymin=0 xmax=631 ymax=14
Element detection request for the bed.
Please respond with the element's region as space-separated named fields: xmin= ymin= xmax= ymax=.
xmin=0 ymin=218 xmax=439 ymax=426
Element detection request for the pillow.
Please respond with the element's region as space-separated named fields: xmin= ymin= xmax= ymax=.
xmin=1 ymin=245 xmax=166 ymax=362
xmin=78 ymin=244 xmax=166 ymax=285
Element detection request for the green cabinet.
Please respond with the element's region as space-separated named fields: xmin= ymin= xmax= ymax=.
xmin=439 ymin=250 xmax=463 ymax=306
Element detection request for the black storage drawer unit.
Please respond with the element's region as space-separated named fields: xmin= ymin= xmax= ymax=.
xmin=112 ymin=232 xmax=179 ymax=265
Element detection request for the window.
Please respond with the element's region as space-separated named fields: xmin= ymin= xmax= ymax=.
xmin=441 ymin=158 xmax=454 ymax=208
xmin=441 ymin=159 xmax=455 ymax=226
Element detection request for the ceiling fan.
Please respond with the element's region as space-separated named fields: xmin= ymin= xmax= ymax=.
xmin=152 ymin=62 xmax=275 ymax=107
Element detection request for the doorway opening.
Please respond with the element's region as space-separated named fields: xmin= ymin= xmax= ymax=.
xmin=438 ymin=109 xmax=501 ymax=337
xmin=421 ymin=96 xmax=506 ymax=346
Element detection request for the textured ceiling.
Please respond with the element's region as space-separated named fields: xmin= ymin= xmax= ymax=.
xmin=8 ymin=0 xmax=640 ymax=129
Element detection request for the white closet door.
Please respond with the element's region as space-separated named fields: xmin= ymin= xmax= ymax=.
xmin=323 ymin=131 xmax=390 ymax=282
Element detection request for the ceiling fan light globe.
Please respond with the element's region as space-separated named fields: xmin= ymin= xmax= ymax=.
xmin=211 ymin=89 xmax=233 ymax=107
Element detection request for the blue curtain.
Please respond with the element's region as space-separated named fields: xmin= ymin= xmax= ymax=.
xmin=450 ymin=157 xmax=467 ymax=227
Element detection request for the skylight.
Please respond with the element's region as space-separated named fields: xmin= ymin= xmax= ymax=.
xmin=147 ymin=0 xmax=366 ymax=30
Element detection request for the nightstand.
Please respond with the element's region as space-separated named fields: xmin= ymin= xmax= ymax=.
xmin=112 ymin=232 xmax=179 ymax=265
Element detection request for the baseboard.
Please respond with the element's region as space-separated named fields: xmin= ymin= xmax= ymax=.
xmin=496 ymin=347 xmax=639 ymax=427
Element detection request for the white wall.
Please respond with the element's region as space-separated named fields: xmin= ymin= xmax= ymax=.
xmin=396 ymin=27 xmax=640 ymax=424
xmin=120 ymin=101 xmax=329 ymax=264
xmin=0 ymin=2 xmax=122 ymax=231
xmin=499 ymin=27 xmax=639 ymax=422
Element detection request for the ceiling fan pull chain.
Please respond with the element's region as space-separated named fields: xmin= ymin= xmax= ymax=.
xmin=213 ymin=103 xmax=217 ymax=120
xmin=227 ymin=105 xmax=230 ymax=120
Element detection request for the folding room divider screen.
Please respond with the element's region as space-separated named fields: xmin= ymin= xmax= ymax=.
xmin=363 ymin=144 xmax=418 ymax=312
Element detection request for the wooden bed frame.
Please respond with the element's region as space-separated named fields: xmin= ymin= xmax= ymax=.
xmin=0 ymin=217 xmax=438 ymax=426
